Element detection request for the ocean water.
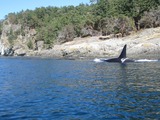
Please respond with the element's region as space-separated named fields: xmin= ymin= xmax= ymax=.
xmin=0 ymin=57 xmax=160 ymax=120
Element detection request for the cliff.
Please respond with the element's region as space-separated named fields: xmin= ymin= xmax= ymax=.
xmin=0 ymin=20 xmax=37 ymax=56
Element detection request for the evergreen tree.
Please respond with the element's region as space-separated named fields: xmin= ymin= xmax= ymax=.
xmin=110 ymin=0 xmax=160 ymax=29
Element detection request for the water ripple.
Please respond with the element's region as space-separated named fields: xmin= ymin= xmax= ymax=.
xmin=0 ymin=58 xmax=159 ymax=119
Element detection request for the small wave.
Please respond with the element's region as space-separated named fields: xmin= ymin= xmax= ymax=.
xmin=93 ymin=58 xmax=103 ymax=63
xmin=135 ymin=59 xmax=159 ymax=62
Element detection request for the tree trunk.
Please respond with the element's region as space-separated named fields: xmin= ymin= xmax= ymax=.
xmin=133 ymin=16 xmax=141 ymax=30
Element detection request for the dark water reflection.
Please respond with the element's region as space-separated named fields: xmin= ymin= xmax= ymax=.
xmin=0 ymin=57 xmax=159 ymax=119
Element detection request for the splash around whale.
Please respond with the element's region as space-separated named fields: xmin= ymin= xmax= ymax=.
xmin=94 ymin=58 xmax=159 ymax=63
xmin=94 ymin=45 xmax=159 ymax=63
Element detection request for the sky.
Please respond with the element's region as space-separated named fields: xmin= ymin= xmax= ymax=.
xmin=0 ymin=0 xmax=90 ymax=20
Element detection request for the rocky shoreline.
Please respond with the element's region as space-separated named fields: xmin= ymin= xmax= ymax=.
xmin=33 ymin=27 xmax=160 ymax=59
xmin=1 ymin=27 xmax=160 ymax=59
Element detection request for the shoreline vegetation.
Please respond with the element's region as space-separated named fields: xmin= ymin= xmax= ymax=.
xmin=0 ymin=0 xmax=160 ymax=59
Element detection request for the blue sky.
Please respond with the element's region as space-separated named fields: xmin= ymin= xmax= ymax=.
xmin=0 ymin=0 xmax=90 ymax=20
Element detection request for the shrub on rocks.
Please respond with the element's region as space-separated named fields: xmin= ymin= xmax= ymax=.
xmin=101 ymin=16 xmax=135 ymax=36
xmin=140 ymin=7 xmax=160 ymax=29
xmin=57 ymin=24 xmax=76 ymax=44
xmin=81 ymin=27 xmax=93 ymax=37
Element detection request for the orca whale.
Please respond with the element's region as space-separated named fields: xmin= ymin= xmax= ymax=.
xmin=94 ymin=44 xmax=159 ymax=63
xmin=103 ymin=45 xmax=135 ymax=63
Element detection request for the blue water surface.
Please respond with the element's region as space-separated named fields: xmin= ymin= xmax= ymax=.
xmin=0 ymin=57 xmax=160 ymax=120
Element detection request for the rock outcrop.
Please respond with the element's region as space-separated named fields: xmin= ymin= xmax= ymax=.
xmin=36 ymin=27 xmax=160 ymax=59
xmin=0 ymin=20 xmax=36 ymax=56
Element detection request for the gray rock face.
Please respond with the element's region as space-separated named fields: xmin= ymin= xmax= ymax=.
xmin=35 ymin=41 xmax=44 ymax=51
xmin=0 ymin=42 xmax=5 ymax=55
xmin=0 ymin=40 xmax=14 ymax=56
xmin=0 ymin=20 xmax=37 ymax=57
xmin=14 ymin=48 xmax=26 ymax=56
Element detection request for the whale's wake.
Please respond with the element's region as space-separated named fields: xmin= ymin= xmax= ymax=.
xmin=135 ymin=59 xmax=159 ymax=62
xmin=93 ymin=58 xmax=103 ymax=63
xmin=93 ymin=58 xmax=159 ymax=63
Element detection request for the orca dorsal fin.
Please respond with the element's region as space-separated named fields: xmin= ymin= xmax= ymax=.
xmin=118 ymin=44 xmax=127 ymax=58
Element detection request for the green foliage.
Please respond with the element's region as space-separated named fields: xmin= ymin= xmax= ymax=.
xmin=3 ymin=0 xmax=160 ymax=46
xmin=8 ymin=4 xmax=94 ymax=45
xmin=4 ymin=21 xmax=9 ymax=25
xmin=140 ymin=6 xmax=160 ymax=28
xmin=92 ymin=0 xmax=109 ymax=17
xmin=101 ymin=15 xmax=134 ymax=36
xmin=7 ymin=13 xmax=18 ymax=24
xmin=57 ymin=24 xmax=76 ymax=43
xmin=7 ymin=28 xmax=17 ymax=45
xmin=109 ymin=0 xmax=160 ymax=29
xmin=20 ymin=26 xmax=25 ymax=36
xmin=27 ymin=40 xmax=33 ymax=49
